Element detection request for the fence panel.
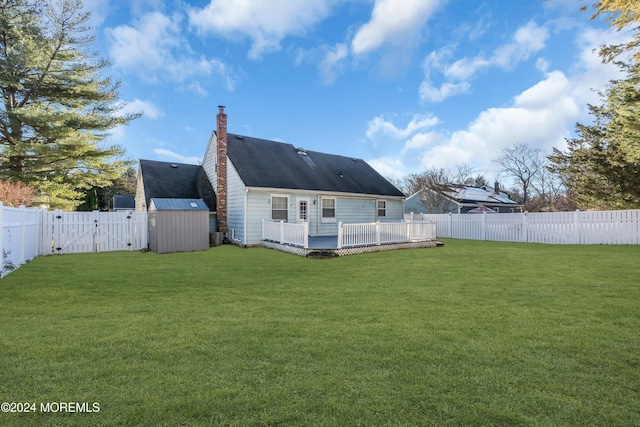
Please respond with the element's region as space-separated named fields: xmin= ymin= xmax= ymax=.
xmin=404 ymin=209 xmax=640 ymax=245
xmin=1 ymin=204 xmax=46 ymax=278
xmin=49 ymin=210 xmax=148 ymax=254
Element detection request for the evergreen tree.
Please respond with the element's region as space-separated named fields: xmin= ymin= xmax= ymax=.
xmin=0 ymin=0 xmax=139 ymax=210
xmin=549 ymin=1 xmax=640 ymax=209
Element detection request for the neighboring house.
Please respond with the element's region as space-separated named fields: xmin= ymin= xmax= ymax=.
xmin=135 ymin=160 xmax=216 ymax=212
xmin=202 ymin=106 xmax=405 ymax=246
xmin=113 ymin=194 xmax=135 ymax=212
xmin=405 ymin=184 xmax=523 ymax=214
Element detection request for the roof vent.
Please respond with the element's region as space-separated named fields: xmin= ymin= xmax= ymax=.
xmin=170 ymin=164 xmax=178 ymax=168
xmin=189 ymin=202 xmax=198 ymax=208
xmin=296 ymin=147 xmax=308 ymax=156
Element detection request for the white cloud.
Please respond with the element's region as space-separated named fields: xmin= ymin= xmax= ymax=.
xmin=318 ymin=43 xmax=348 ymax=85
xmin=120 ymin=99 xmax=163 ymax=119
xmin=188 ymin=0 xmax=334 ymax=60
xmin=351 ymin=0 xmax=444 ymax=56
xmin=366 ymin=156 xmax=406 ymax=180
xmin=419 ymin=81 xmax=470 ymax=103
xmin=153 ymin=148 xmax=201 ymax=165
xmin=402 ymin=131 xmax=443 ymax=153
xmin=107 ymin=12 xmax=237 ymax=92
xmin=366 ymin=114 xmax=439 ymax=140
xmin=421 ymin=21 xmax=550 ymax=103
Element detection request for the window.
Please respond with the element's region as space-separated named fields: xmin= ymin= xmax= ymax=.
xmin=377 ymin=200 xmax=387 ymax=218
xmin=271 ymin=196 xmax=288 ymax=221
xmin=299 ymin=200 xmax=308 ymax=221
xmin=321 ymin=197 xmax=336 ymax=222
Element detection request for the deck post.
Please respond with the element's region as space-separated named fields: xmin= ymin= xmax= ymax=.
xmin=376 ymin=221 xmax=381 ymax=246
xmin=337 ymin=222 xmax=343 ymax=249
xmin=279 ymin=220 xmax=284 ymax=244
xmin=304 ymin=221 xmax=309 ymax=249
xmin=261 ymin=219 xmax=265 ymax=241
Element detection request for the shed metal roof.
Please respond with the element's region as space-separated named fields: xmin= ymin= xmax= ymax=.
xmin=149 ymin=198 xmax=210 ymax=211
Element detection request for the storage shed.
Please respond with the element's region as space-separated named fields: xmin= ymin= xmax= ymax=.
xmin=148 ymin=198 xmax=210 ymax=254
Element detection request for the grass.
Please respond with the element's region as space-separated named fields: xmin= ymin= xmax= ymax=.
xmin=0 ymin=239 xmax=639 ymax=426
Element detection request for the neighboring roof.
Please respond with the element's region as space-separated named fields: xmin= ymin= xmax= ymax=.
xmin=446 ymin=186 xmax=520 ymax=206
xmin=138 ymin=159 xmax=216 ymax=210
xmin=149 ymin=198 xmax=209 ymax=211
xmin=113 ymin=194 xmax=135 ymax=210
xmin=225 ymin=133 xmax=404 ymax=197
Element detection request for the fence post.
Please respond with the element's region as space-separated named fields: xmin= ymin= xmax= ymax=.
xmin=575 ymin=209 xmax=581 ymax=244
xmin=522 ymin=211 xmax=528 ymax=243
xmin=93 ymin=210 xmax=100 ymax=253
xmin=482 ymin=212 xmax=486 ymax=241
xmin=53 ymin=209 xmax=62 ymax=254
xmin=448 ymin=212 xmax=452 ymax=238
xmin=19 ymin=205 xmax=26 ymax=266
xmin=337 ymin=222 xmax=343 ymax=249
xmin=376 ymin=221 xmax=381 ymax=245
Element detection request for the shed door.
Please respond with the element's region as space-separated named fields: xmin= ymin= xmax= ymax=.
xmin=297 ymin=197 xmax=310 ymax=222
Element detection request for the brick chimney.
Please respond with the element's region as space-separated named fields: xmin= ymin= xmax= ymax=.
xmin=216 ymin=106 xmax=228 ymax=233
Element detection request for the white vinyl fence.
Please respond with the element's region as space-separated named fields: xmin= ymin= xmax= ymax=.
xmin=406 ymin=209 xmax=640 ymax=245
xmin=1 ymin=203 xmax=148 ymax=278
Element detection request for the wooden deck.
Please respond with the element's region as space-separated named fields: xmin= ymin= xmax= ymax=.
xmin=263 ymin=235 xmax=441 ymax=258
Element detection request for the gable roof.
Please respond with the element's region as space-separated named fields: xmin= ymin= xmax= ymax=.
xmin=407 ymin=186 xmax=521 ymax=207
xmin=138 ymin=160 xmax=216 ymax=210
xmin=445 ymin=186 xmax=520 ymax=206
xmin=225 ymin=133 xmax=404 ymax=197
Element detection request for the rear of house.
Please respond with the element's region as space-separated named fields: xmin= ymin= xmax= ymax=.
xmin=203 ymin=107 xmax=405 ymax=246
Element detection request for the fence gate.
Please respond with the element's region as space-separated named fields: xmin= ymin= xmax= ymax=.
xmin=49 ymin=210 xmax=147 ymax=254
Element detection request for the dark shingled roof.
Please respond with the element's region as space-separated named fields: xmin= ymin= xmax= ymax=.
xmin=226 ymin=133 xmax=404 ymax=197
xmin=138 ymin=160 xmax=216 ymax=211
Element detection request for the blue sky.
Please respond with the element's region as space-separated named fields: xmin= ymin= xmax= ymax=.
xmin=84 ymin=0 xmax=630 ymax=183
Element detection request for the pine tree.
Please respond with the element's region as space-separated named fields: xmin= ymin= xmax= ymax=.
xmin=0 ymin=0 xmax=140 ymax=210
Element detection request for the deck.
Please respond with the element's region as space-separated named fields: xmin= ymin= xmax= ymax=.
xmin=263 ymin=234 xmax=440 ymax=258
xmin=261 ymin=220 xmax=440 ymax=257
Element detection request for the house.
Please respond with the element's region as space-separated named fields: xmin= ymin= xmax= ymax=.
xmin=202 ymin=106 xmax=406 ymax=246
xmin=405 ymin=183 xmax=523 ymax=214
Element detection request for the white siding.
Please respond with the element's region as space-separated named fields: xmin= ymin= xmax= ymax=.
xmin=382 ymin=199 xmax=404 ymax=221
xmin=135 ymin=169 xmax=146 ymax=211
xmin=226 ymin=161 xmax=247 ymax=244
xmin=202 ymin=132 xmax=217 ymax=186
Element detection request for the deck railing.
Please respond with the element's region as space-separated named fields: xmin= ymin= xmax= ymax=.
xmin=262 ymin=220 xmax=309 ymax=248
xmin=337 ymin=220 xmax=436 ymax=249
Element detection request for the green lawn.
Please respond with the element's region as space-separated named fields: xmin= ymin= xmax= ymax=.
xmin=1 ymin=240 xmax=639 ymax=426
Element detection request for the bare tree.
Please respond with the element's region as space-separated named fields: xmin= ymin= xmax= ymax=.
xmin=493 ymin=143 xmax=546 ymax=204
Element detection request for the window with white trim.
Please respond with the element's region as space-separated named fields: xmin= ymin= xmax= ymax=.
xmin=321 ymin=197 xmax=336 ymax=222
xmin=377 ymin=200 xmax=387 ymax=218
xmin=271 ymin=195 xmax=288 ymax=221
